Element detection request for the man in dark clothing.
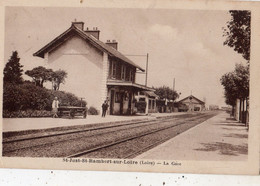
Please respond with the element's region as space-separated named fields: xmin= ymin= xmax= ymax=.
xmin=102 ymin=100 xmax=109 ymax=117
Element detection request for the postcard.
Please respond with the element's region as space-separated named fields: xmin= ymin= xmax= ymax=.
xmin=1 ymin=0 xmax=259 ymax=175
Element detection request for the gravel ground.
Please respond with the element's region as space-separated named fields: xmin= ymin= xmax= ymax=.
xmin=3 ymin=113 xmax=196 ymax=151
xmin=79 ymin=113 xmax=217 ymax=158
xmin=3 ymin=117 xmax=184 ymax=157
xmin=3 ymin=117 xmax=176 ymax=153
xmin=3 ymin=112 xmax=217 ymax=158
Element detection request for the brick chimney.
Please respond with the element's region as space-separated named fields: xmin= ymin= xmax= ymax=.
xmin=106 ymin=39 xmax=118 ymax=50
xmin=71 ymin=21 xmax=84 ymax=30
xmin=85 ymin=27 xmax=100 ymax=40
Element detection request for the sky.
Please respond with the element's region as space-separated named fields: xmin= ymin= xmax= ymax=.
xmin=4 ymin=7 xmax=248 ymax=107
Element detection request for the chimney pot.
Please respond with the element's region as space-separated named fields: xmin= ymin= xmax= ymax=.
xmin=72 ymin=21 xmax=84 ymax=30
xmin=106 ymin=39 xmax=118 ymax=50
xmin=85 ymin=27 xmax=100 ymax=40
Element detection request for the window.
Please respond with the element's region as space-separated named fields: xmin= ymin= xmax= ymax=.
xmin=121 ymin=65 xmax=126 ymax=80
xmin=116 ymin=63 xmax=121 ymax=79
xmin=125 ymin=67 xmax=130 ymax=81
xmin=129 ymin=70 xmax=132 ymax=82
xmin=109 ymin=61 xmax=116 ymax=78
xmin=111 ymin=61 xmax=116 ymax=78
xmin=130 ymin=68 xmax=135 ymax=82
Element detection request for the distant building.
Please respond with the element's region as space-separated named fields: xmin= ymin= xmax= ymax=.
xmin=177 ymin=95 xmax=205 ymax=112
xmin=209 ymin=105 xmax=219 ymax=110
xmin=221 ymin=106 xmax=232 ymax=111
xmin=33 ymin=21 xmax=152 ymax=115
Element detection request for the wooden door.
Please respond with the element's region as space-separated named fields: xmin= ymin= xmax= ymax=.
xmin=110 ymin=90 xmax=114 ymax=115
xmin=127 ymin=93 xmax=132 ymax=115
xmin=120 ymin=93 xmax=124 ymax=115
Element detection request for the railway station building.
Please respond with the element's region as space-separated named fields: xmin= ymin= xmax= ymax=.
xmin=33 ymin=21 xmax=152 ymax=115
xmin=177 ymin=95 xmax=205 ymax=112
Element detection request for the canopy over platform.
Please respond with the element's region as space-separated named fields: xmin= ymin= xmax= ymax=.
xmin=107 ymin=80 xmax=154 ymax=92
xmin=143 ymin=91 xmax=159 ymax=98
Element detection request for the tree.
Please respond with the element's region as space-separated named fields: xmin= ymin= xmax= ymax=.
xmin=3 ymin=51 xmax=24 ymax=84
xmin=223 ymin=10 xmax=251 ymax=61
xmin=233 ymin=63 xmax=249 ymax=99
xmin=220 ymin=63 xmax=249 ymax=113
xmin=220 ymin=72 xmax=238 ymax=107
xmin=154 ymin=86 xmax=179 ymax=101
xmin=52 ymin=70 xmax=68 ymax=90
xmin=25 ymin=66 xmax=53 ymax=87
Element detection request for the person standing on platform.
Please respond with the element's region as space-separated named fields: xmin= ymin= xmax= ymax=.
xmin=102 ymin=100 xmax=109 ymax=117
xmin=52 ymin=97 xmax=59 ymax=118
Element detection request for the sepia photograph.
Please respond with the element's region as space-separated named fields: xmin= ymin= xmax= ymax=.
xmin=1 ymin=1 xmax=259 ymax=175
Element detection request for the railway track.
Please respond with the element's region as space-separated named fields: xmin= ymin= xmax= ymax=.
xmin=3 ymin=112 xmax=218 ymax=158
xmin=68 ymin=113 xmax=215 ymax=158
xmin=3 ymin=113 xmax=194 ymax=154
xmin=3 ymin=115 xmax=180 ymax=153
xmin=3 ymin=113 xmax=193 ymax=143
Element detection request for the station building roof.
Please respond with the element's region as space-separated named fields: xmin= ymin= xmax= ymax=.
xmin=33 ymin=22 xmax=145 ymax=72
xmin=177 ymin=95 xmax=205 ymax=104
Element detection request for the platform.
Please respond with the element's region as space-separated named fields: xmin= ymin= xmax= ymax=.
xmin=136 ymin=112 xmax=248 ymax=161
xmin=2 ymin=112 xmax=185 ymax=132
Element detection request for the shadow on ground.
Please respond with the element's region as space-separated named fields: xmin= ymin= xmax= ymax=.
xmin=213 ymin=117 xmax=246 ymax=127
xmin=221 ymin=127 xmax=247 ymax=131
xmin=226 ymin=117 xmax=236 ymax=121
xmin=223 ymin=133 xmax=248 ymax=139
xmin=194 ymin=142 xmax=248 ymax=156
xmin=214 ymin=123 xmax=245 ymax=127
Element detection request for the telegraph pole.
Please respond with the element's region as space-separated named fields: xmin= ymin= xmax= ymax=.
xmin=145 ymin=53 xmax=149 ymax=86
xmin=173 ymin=78 xmax=175 ymax=91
